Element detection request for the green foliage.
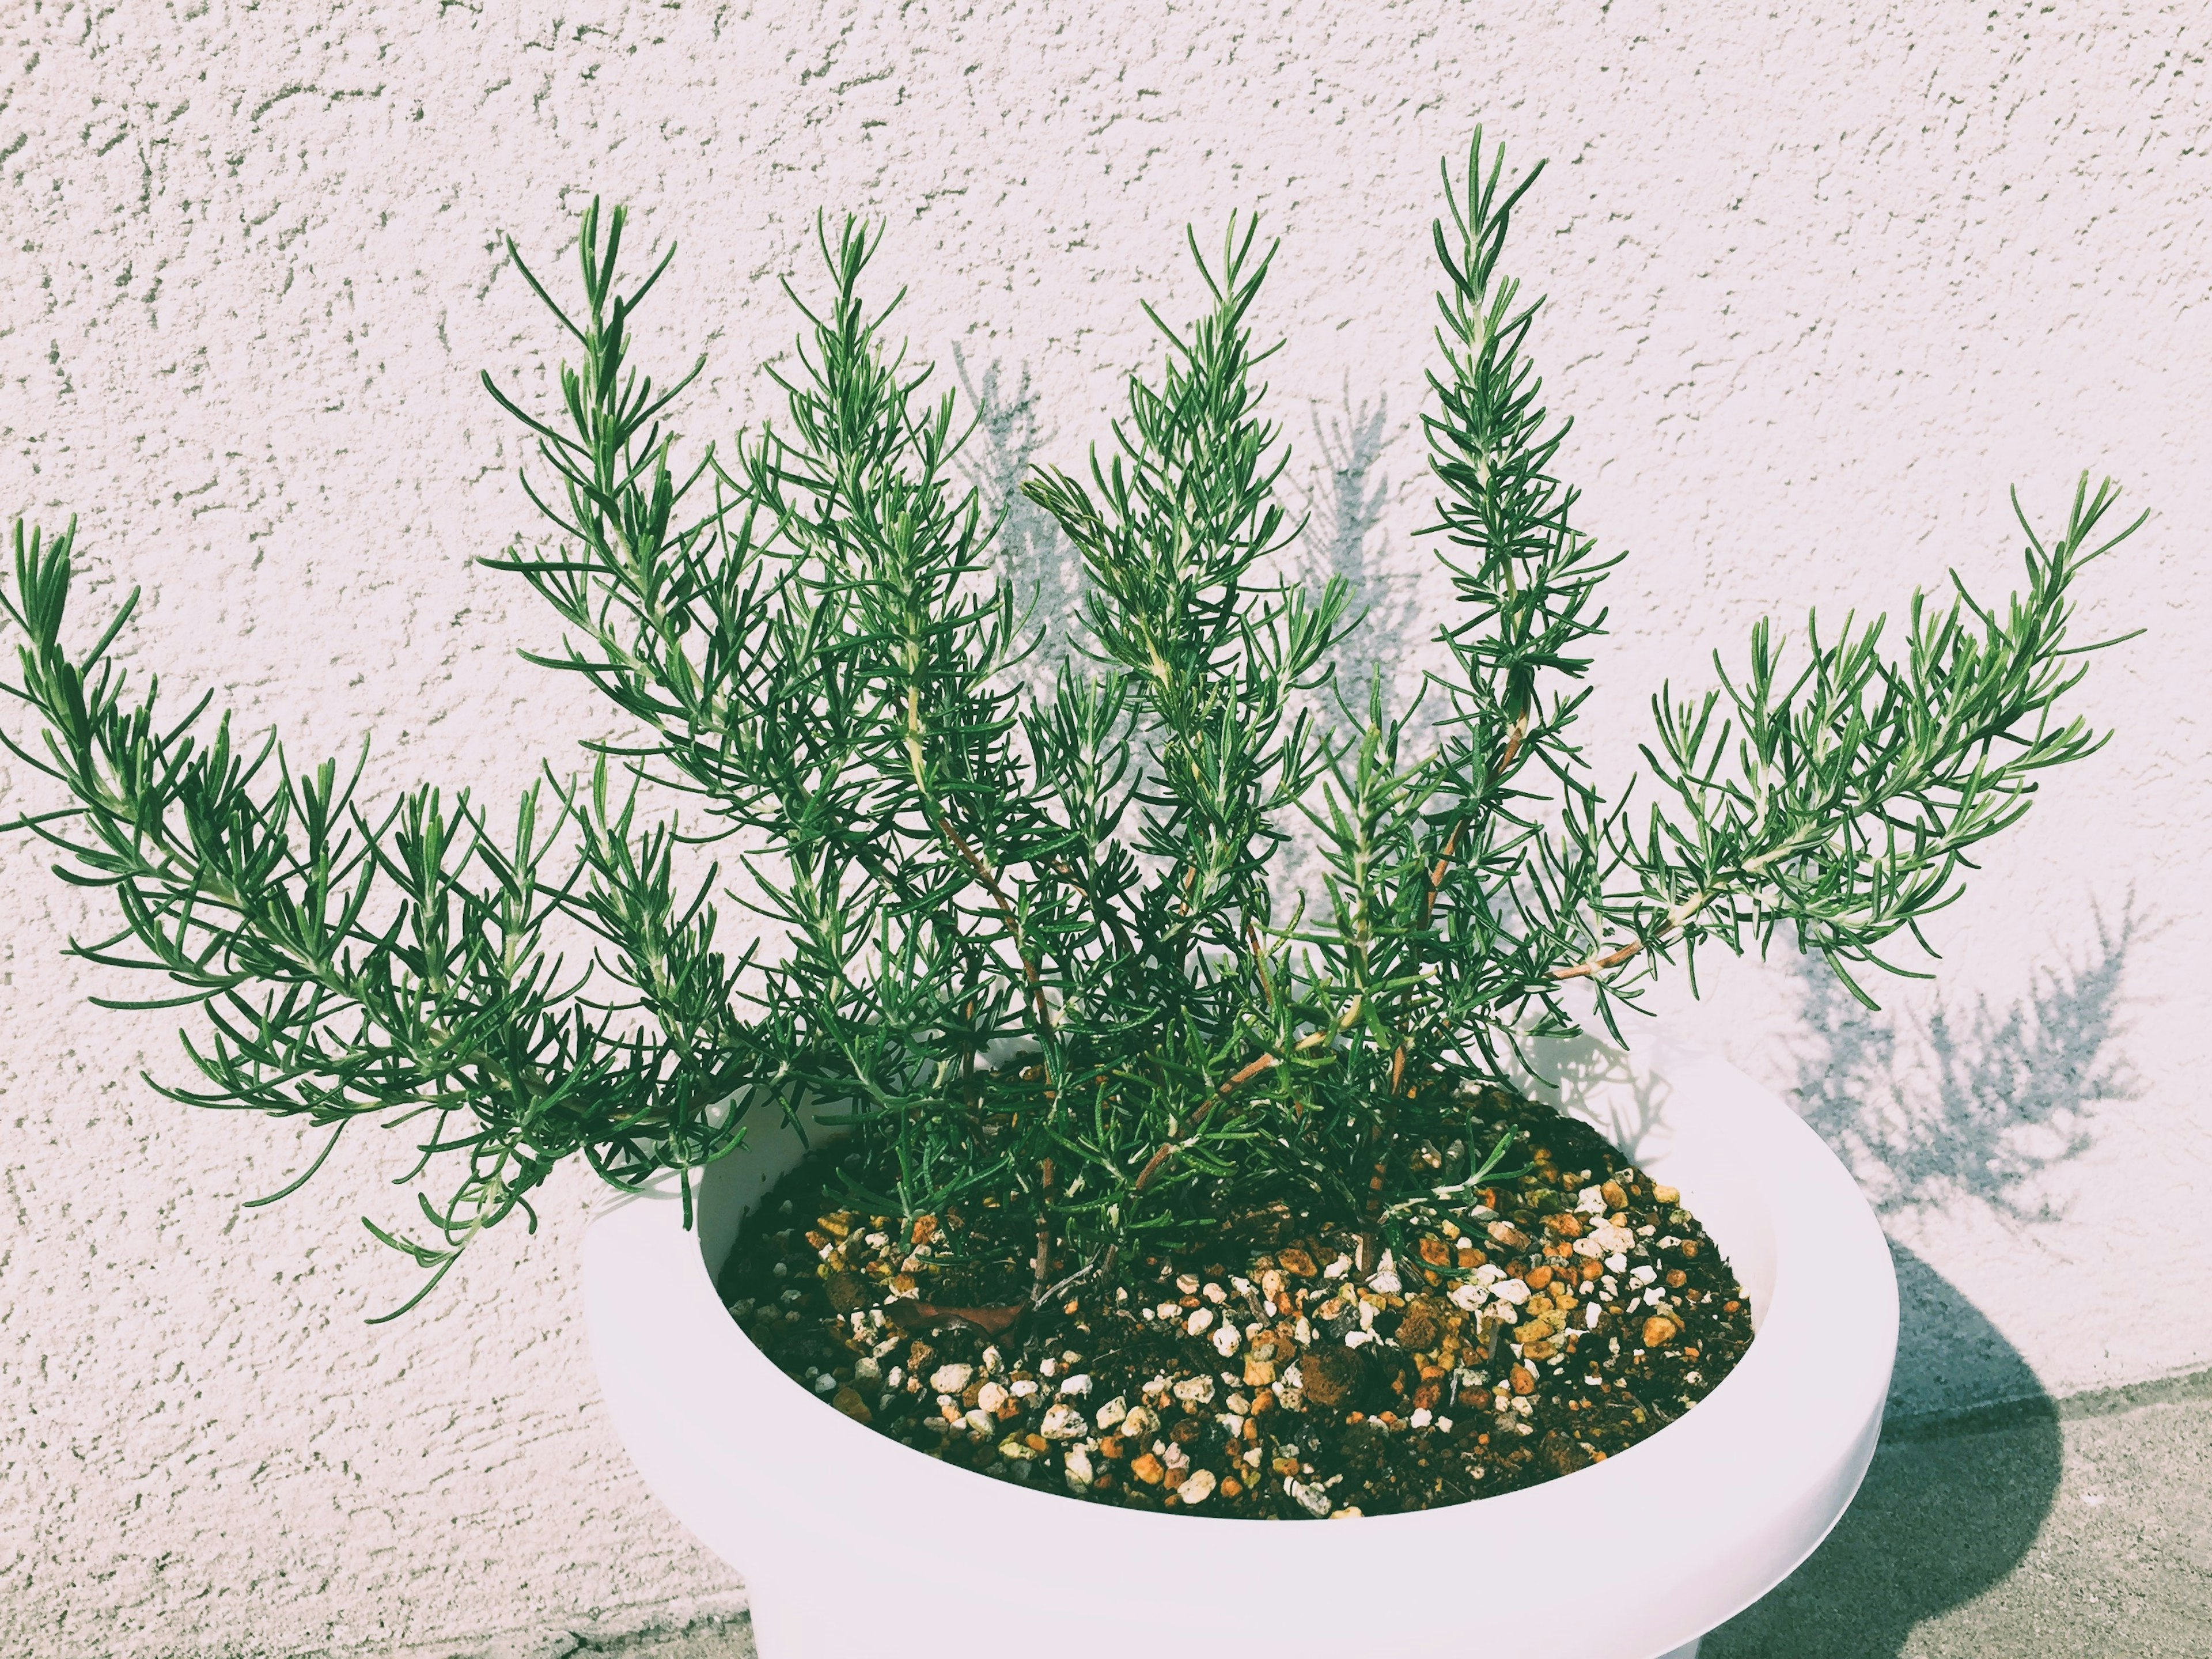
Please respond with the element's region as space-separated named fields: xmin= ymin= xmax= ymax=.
xmin=1 ymin=139 xmax=2142 ymax=1315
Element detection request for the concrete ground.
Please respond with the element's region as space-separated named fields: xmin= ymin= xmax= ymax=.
xmin=446 ymin=1367 xmax=2212 ymax=1659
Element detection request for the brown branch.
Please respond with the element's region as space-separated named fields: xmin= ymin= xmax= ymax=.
xmin=1415 ymin=712 xmax=1527 ymax=929
xmin=1550 ymin=938 xmax=1647 ymax=981
xmin=1125 ymin=1054 xmax=1281 ymax=1200
xmin=1550 ymin=894 xmax=1712 ymax=982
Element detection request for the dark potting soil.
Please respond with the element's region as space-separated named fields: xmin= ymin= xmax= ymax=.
xmin=718 ymin=1092 xmax=1754 ymax=1518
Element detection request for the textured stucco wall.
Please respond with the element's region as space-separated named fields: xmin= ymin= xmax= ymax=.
xmin=2 ymin=2 xmax=2207 ymax=1654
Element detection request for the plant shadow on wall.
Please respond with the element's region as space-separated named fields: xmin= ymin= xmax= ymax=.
xmin=1706 ymin=899 xmax=2144 ymax=1658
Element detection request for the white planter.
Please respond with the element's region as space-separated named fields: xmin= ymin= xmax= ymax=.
xmin=583 ymin=1028 xmax=1897 ymax=1659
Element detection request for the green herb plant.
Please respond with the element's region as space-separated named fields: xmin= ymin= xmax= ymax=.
xmin=1 ymin=134 xmax=2142 ymax=1319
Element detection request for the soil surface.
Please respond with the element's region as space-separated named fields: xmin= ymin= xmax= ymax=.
xmin=718 ymin=1091 xmax=1753 ymax=1517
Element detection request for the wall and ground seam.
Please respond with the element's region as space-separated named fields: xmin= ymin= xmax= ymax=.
xmin=2 ymin=3 xmax=2207 ymax=1655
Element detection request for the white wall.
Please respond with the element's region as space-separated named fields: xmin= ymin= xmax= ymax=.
xmin=3 ymin=2 xmax=2206 ymax=1653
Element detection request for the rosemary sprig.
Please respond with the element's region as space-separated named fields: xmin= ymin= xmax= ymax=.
xmin=1 ymin=138 xmax=2141 ymax=1315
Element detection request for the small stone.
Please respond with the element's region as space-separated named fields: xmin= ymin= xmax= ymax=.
xmin=1131 ymin=1452 xmax=1166 ymax=1485
xmin=1652 ymin=1184 xmax=1681 ymax=1206
xmin=1201 ymin=1282 xmax=1229 ymax=1304
xmin=831 ymin=1387 xmax=872 ymax=1422
xmin=1366 ymin=1251 xmax=1403 ymax=1294
xmin=1395 ymin=1300 xmax=1443 ymax=1352
xmin=1094 ymin=1396 xmax=1128 ymax=1430
xmin=1491 ymin=1278 xmax=1531 ymax=1306
xmin=1277 ymin=1247 xmax=1319 ymax=1277
xmin=1601 ymin=1180 xmax=1628 ymax=1211
xmin=1408 ymin=1406 xmax=1434 ymax=1428
xmin=1242 ymin=1353 xmax=1277 ymax=1387
xmin=1121 ymin=1405 xmax=1158 ymax=1439
xmin=1063 ymin=1446 xmax=1095 ymax=1490
xmin=1487 ymin=1221 xmax=1531 ymax=1251
xmin=976 ymin=1381 xmax=1009 ymax=1413
xmin=1525 ymin=1265 xmax=1555 ymax=1291
xmin=1059 ymin=1373 xmax=1093 ymax=1396
xmin=1040 ymin=1403 xmax=1088 ymax=1439
xmin=997 ymin=1435 xmax=1043 ymax=1462
xmin=1211 ymin=1325 xmax=1242 ymax=1358
xmin=811 ymin=1372 xmax=838 ymax=1395
xmin=1541 ymin=1430 xmax=1595 ymax=1477
xmin=1176 ymin=1468 xmax=1218 ymax=1506
xmin=1260 ymin=1268 xmax=1286 ymax=1300
xmin=1175 ymin=1272 xmax=1202 ymax=1294
xmin=853 ymin=1356 xmax=882 ymax=1384
xmin=1185 ymin=1306 xmax=1216 ymax=1336
xmin=930 ymin=1363 xmax=974 ymax=1395
xmin=1300 ymin=1346 xmax=1365 ymax=1408
xmin=1643 ymin=1315 xmax=1681 ymax=1348
xmin=1171 ymin=1375 xmax=1217 ymax=1407
xmin=1449 ymin=1281 xmax=1490 ymax=1312
xmin=1509 ymin=1365 xmax=1537 ymax=1396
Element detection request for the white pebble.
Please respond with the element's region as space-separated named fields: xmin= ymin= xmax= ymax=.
xmin=1172 ymin=1375 xmax=1217 ymax=1406
xmin=1409 ymin=1407 xmax=1434 ymax=1428
xmin=1040 ymin=1403 xmax=1088 ymax=1439
xmin=1010 ymin=1378 xmax=1040 ymax=1398
xmin=1059 ymin=1373 xmax=1093 ymax=1396
xmin=1185 ymin=1307 xmax=1216 ymax=1336
xmin=1175 ymin=1272 xmax=1201 ymax=1294
xmin=976 ymin=1381 xmax=1009 ymax=1413
xmin=1343 ymin=1330 xmax=1373 ymax=1349
xmin=1491 ymin=1279 xmax=1531 ymax=1305
xmin=930 ymin=1363 xmax=974 ymax=1394
xmin=1630 ymin=1264 xmax=1658 ymax=1286
xmin=1323 ymin=1255 xmax=1353 ymax=1280
xmin=812 ymin=1373 xmax=838 ymax=1395
xmin=1202 ymin=1282 xmax=1229 ymax=1305
xmin=1643 ymin=1287 xmax=1666 ymax=1307
xmin=1121 ymin=1404 xmax=1157 ymax=1438
xmin=1212 ymin=1325 xmax=1242 ymax=1357
xmin=960 ymin=1407 xmax=991 ymax=1436
xmin=1176 ymin=1469 xmax=1218 ymax=1505
xmin=1040 ymin=1357 xmax=1059 ymax=1378
xmin=854 ymin=1357 xmax=882 ymax=1384
xmin=1606 ymin=1253 xmax=1630 ymax=1274
xmin=1063 ymin=1446 xmax=1096 ymax=1490
xmin=1366 ymin=1251 xmax=1402 ymax=1295
xmin=1584 ymin=1303 xmax=1601 ymax=1330
xmin=1093 ymin=1396 xmax=1128 ymax=1429
xmin=1435 ymin=1415 xmax=1454 ymax=1433
xmin=1449 ymin=1282 xmax=1490 ymax=1312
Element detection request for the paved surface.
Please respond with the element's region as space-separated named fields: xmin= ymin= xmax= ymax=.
xmin=495 ymin=1368 xmax=2211 ymax=1659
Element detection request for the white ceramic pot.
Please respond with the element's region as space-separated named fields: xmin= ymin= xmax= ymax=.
xmin=584 ymin=1028 xmax=1898 ymax=1659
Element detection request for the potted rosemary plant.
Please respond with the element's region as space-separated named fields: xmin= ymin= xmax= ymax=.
xmin=2 ymin=133 xmax=2137 ymax=1658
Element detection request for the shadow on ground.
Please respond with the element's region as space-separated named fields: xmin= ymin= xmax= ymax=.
xmin=1702 ymin=1242 xmax=2062 ymax=1659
